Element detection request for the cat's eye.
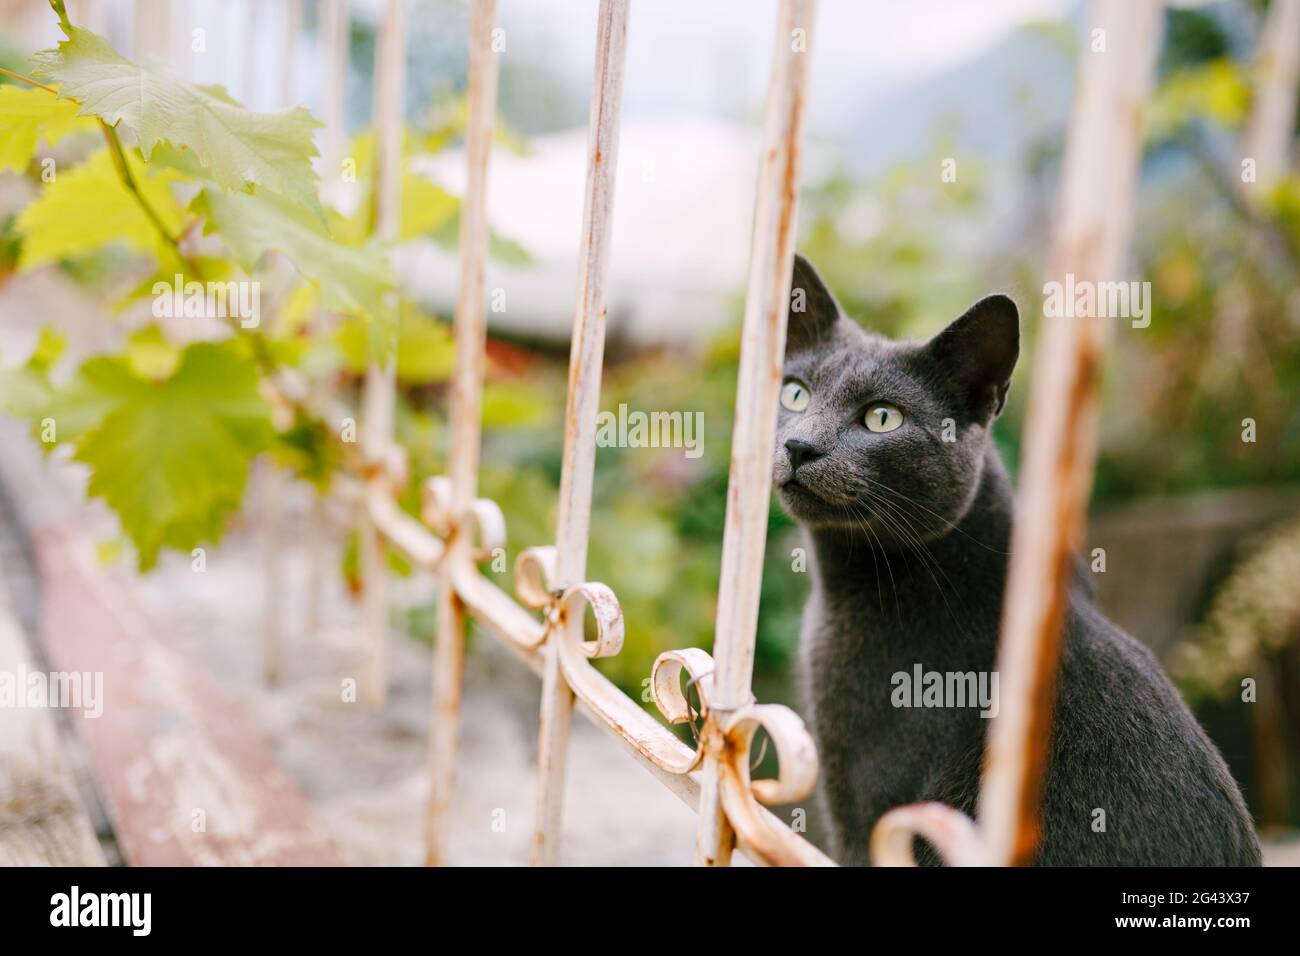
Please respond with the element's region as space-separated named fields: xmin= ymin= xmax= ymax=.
xmin=780 ymin=380 xmax=810 ymax=412
xmin=863 ymin=403 xmax=903 ymax=433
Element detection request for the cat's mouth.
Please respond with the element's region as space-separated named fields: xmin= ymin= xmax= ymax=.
xmin=777 ymin=477 xmax=843 ymax=527
xmin=781 ymin=476 xmax=827 ymax=504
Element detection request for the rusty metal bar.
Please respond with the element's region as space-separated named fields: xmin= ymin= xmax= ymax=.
xmin=1240 ymin=0 xmax=1300 ymax=195
xmin=259 ymin=462 xmax=284 ymax=685
xmin=320 ymin=0 xmax=350 ymax=194
xmin=303 ymin=493 xmax=326 ymax=638
xmin=694 ymin=0 xmax=816 ymax=868
xmin=977 ymin=0 xmax=1164 ymax=866
xmin=339 ymin=0 xmax=830 ymax=868
xmin=257 ymin=2 xmax=307 ymax=688
xmin=69 ymin=0 xmax=108 ymax=38
xmin=531 ymin=0 xmax=630 ymax=868
xmin=358 ymin=0 xmax=406 ymax=710
xmin=133 ymin=0 xmax=171 ymax=65
xmin=425 ymin=0 xmax=500 ymax=867
xmin=305 ymin=0 xmax=349 ymax=638
xmin=368 ymin=486 xmax=444 ymax=568
xmin=280 ymin=0 xmax=302 ymax=109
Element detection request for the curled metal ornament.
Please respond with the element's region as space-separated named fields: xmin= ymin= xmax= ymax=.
xmin=421 ymin=476 xmax=455 ymax=538
xmin=650 ymin=648 xmax=819 ymax=814
xmin=462 ymin=498 xmax=506 ymax=561
xmin=511 ymin=548 xmax=712 ymax=775
xmin=870 ymin=802 xmax=987 ymax=867
xmin=361 ymin=443 xmax=410 ymax=494
xmin=513 ymin=546 xmax=623 ymax=659
xmin=514 ymin=546 xmax=558 ymax=611
xmin=511 ymin=550 xmax=822 ymax=852
xmin=419 ymin=475 xmax=506 ymax=561
xmin=650 ymin=648 xmax=716 ymax=725
xmin=721 ymin=703 xmax=818 ymax=807
xmin=559 ymin=583 xmax=624 ymax=659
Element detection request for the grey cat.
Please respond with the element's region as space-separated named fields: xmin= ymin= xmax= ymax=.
xmin=775 ymin=254 xmax=1260 ymax=866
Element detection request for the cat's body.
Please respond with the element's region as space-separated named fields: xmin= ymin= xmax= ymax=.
xmin=777 ymin=255 xmax=1260 ymax=866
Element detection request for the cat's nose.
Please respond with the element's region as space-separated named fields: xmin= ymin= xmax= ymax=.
xmin=785 ymin=439 xmax=824 ymax=472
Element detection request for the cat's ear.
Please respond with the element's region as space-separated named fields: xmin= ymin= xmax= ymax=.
xmin=786 ymin=254 xmax=841 ymax=353
xmin=925 ymin=294 xmax=1019 ymax=418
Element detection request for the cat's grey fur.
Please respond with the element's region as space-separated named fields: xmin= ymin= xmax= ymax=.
xmin=776 ymin=254 xmax=1260 ymax=866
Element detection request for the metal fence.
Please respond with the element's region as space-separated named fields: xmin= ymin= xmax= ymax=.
xmin=338 ymin=0 xmax=1164 ymax=867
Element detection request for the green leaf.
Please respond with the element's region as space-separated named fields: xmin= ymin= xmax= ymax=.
xmin=16 ymin=147 xmax=184 ymax=269
xmin=0 ymin=84 xmax=94 ymax=173
xmin=482 ymin=381 xmax=552 ymax=429
xmin=0 ymin=350 xmax=53 ymax=423
xmin=27 ymin=326 xmax=68 ymax=373
xmin=1147 ymin=59 xmax=1249 ymax=142
xmin=194 ymin=186 xmax=393 ymax=329
xmin=52 ymin=341 xmax=273 ymax=569
xmin=270 ymin=409 xmax=342 ymax=491
xmin=124 ymin=325 xmax=180 ymax=381
xmin=334 ymin=307 xmax=455 ymax=385
xmin=429 ymin=211 xmax=534 ymax=266
xmin=400 ymin=174 xmax=459 ymax=241
xmin=33 ymin=25 xmax=321 ymax=210
xmin=0 ymin=327 xmax=68 ymax=438
xmin=325 ymin=164 xmax=460 ymax=245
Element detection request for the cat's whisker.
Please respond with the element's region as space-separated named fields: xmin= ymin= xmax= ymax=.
xmin=860 ymin=476 xmax=1002 ymax=624
xmin=838 ymin=501 xmax=898 ymax=620
xmin=857 ymin=505 xmax=902 ymax=623
xmin=870 ymin=494 xmax=966 ymax=608
xmin=842 ymin=504 xmax=894 ymax=616
xmin=864 ymin=493 xmax=975 ymax=641
xmin=866 ymin=477 xmax=1009 ymax=555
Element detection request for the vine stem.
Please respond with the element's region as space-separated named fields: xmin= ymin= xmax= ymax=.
xmin=99 ymin=121 xmax=205 ymax=279
xmin=9 ymin=21 xmax=369 ymax=482
xmin=0 ymin=65 xmax=57 ymax=94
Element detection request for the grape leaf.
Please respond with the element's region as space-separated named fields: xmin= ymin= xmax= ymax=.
xmin=327 ymin=172 xmax=459 ymax=247
xmin=334 ymin=307 xmax=455 ymax=385
xmin=32 ymin=25 xmax=321 ymax=211
xmin=0 ymin=328 xmax=67 ymax=433
xmin=16 ymin=147 xmax=184 ymax=269
xmin=400 ymin=174 xmax=458 ymax=241
xmin=194 ymin=186 xmax=393 ymax=329
xmin=0 ymin=84 xmax=94 ymax=172
xmin=51 ymin=341 xmax=272 ymax=569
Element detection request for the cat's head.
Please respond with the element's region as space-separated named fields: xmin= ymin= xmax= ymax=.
xmin=772 ymin=254 xmax=1018 ymax=542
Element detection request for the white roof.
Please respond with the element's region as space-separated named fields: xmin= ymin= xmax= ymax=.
xmin=402 ymin=117 xmax=777 ymax=345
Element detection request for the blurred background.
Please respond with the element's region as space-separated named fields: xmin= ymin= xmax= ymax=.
xmin=0 ymin=0 xmax=1297 ymax=864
